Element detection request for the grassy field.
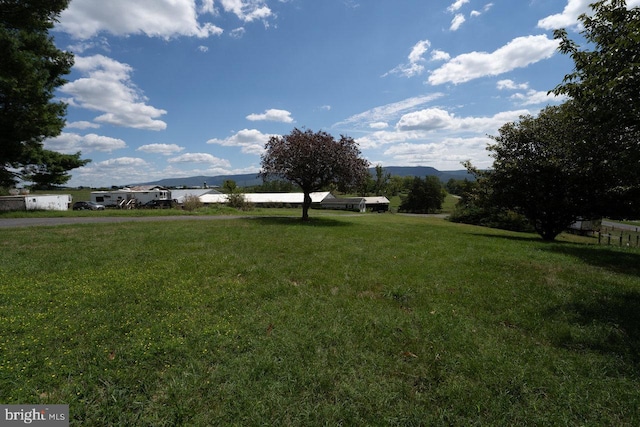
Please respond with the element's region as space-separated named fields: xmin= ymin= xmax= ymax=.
xmin=1 ymin=213 xmax=639 ymax=425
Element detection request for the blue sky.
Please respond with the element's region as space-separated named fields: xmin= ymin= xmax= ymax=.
xmin=45 ymin=0 xmax=640 ymax=187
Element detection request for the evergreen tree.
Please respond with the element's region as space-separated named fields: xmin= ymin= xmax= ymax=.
xmin=1 ymin=0 xmax=87 ymax=187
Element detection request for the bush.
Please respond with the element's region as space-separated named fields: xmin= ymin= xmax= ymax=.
xmin=226 ymin=193 xmax=254 ymax=211
xmin=182 ymin=195 xmax=203 ymax=211
xmin=449 ymin=203 xmax=534 ymax=233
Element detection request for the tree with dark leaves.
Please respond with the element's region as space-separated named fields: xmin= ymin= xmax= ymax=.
xmin=260 ymin=128 xmax=369 ymax=220
xmin=399 ymin=175 xmax=445 ymax=214
xmin=487 ymin=105 xmax=590 ymax=241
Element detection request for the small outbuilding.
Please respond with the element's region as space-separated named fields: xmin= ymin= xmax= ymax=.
xmin=363 ymin=196 xmax=390 ymax=212
xmin=320 ymin=197 xmax=367 ymax=213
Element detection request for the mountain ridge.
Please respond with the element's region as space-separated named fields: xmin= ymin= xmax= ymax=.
xmin=132 ymin=166 xmax=473 ymax=188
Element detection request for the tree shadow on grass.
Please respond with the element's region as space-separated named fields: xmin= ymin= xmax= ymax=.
xmin=545 ymin=244 xmax=640 ymax=277
xmin=470 ymin=231 xmax=640 ymax=277
xmin=541 ymin=245 xmax=640 ymax=373
xmin=546 ymin=290 xmax=640 ymax=374
xmin=248 ymin=216 xmax=352 ymax=228
xmin=466 ymin=231 xmax=541 ymax=243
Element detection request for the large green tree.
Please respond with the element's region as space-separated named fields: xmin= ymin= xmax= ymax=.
xmin=553 ymin=0 xmax=640 ymax=218
xmin=487 ymin=105 xmax=592 ymax=241
xmin=0 ymin=0 xmax=85 ymax=188
xmin=399 ymin=175 xmax=445 ymax=214
xmin=260 ymin=128 xmax=370 ymax=220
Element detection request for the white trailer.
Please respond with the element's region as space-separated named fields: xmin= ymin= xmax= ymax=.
xmin=91 ymin=190 xmax=136 ymax=207
xmin=0 ymin=194 xmax=72 ymax=211
xmin=91 ymin=186 xmax=171 ymax=208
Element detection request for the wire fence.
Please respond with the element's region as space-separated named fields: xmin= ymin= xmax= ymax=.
xmin=597 ymin=224 xmax=640 ymax=248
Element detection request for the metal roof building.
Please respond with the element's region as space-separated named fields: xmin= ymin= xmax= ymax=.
xmin=199 ymin=191 xmax=334 ymax=205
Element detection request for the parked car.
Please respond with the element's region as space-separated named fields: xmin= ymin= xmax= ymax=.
xmin=141 ymin=199 xmax=173 ymax=209
xmin=72 ymin=201 xmax=105 ymax=210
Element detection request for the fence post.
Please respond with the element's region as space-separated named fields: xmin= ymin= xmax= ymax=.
xmin=598 ymin=231 xmax=601 ymax=245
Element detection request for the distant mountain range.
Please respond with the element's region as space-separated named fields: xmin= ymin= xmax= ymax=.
xmin=133 ymin=166 xmax=474 ymax=188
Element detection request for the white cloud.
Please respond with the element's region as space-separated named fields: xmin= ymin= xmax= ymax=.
xmin=200 ymin=0 xmax=216 ymax=14
xmin=230 ymin=27 xmax=246 ymax=38
xmin=71 ymin=157 xmax=151 ymax=187
xmin=97 ymin=157 xmax=149 ymax=168
xmin=510 ymin=90 xmax=568 ymax=106
xmin=168 ymin=153 xmax=231 ymax=167
xmin=356 ymin=108 xmax=531 ymax=149
xmin=396 ymin=108 xmax=454 ymax=131
xmin=58 ymin=0 xmax=224 ymax=39
xmin=207 ymin=129 xmax=276 ymax=155
xmin=60 ymin=55 xmax=168 ymax=131
xmin=428 ymin=35 xmax=559 ymax=85
xmin=404 ymin=108 xmax=529 ymax=133
xmin=456 ymin=109 xmax=532 ymax=132
xmin=475 ymin=3 xmax=494 ymax=15
xmin=67 ymin=37 xmax=110 ymax=54
xmin=496 ymin=80 xmax=568 ymax=105
xmin=337 ymin=94 xmax=444 ymax=127
xmin=383 ymin=137 xmax=493 ymax=168
xmin=219 ymin=0 xmax=273 ymax=23
xmin=198 ymin=45 xmax=209 ymax=52
xmin=137 ymin=144 xmax=185 ymax=155
xmin=353 ymin=106 xmax=533 ymax=170
xmin=44 ymin=132 xmax=127 ymax=153
xmin=450 ymin=14 xmax=466 ymax=31
xmin=66 ymin=121 xmax=101 ymax=130
xmin=369 ymin=122 xmax=389 ymax=130
xmin=496 ymin=79 xmax=529 ymax=90
xmin=344 ymin=0 xmax=360 ymax=9
xmin=447 ymin=0 xmax=469 ymax=13
xmin=82 ymin=134 xmax=128 ymax=152
xmin=430 ymin=50 xmax=451 ymax=62
xmin=246 ymin=109 xmax=294 ymax=123
xmin=538 ymin=0 xmax=640 ymax=30
xmin=385 ymin=40 xmax=431 ymax=78
xmin=537 ymin=0 xmax=590 ymax=30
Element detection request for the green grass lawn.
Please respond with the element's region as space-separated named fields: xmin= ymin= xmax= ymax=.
xmin=1 ymin=214 xmax=639 ymax=425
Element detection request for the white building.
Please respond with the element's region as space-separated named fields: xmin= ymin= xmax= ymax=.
xmin=199 ymin=191 xmax=334 ymax=206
